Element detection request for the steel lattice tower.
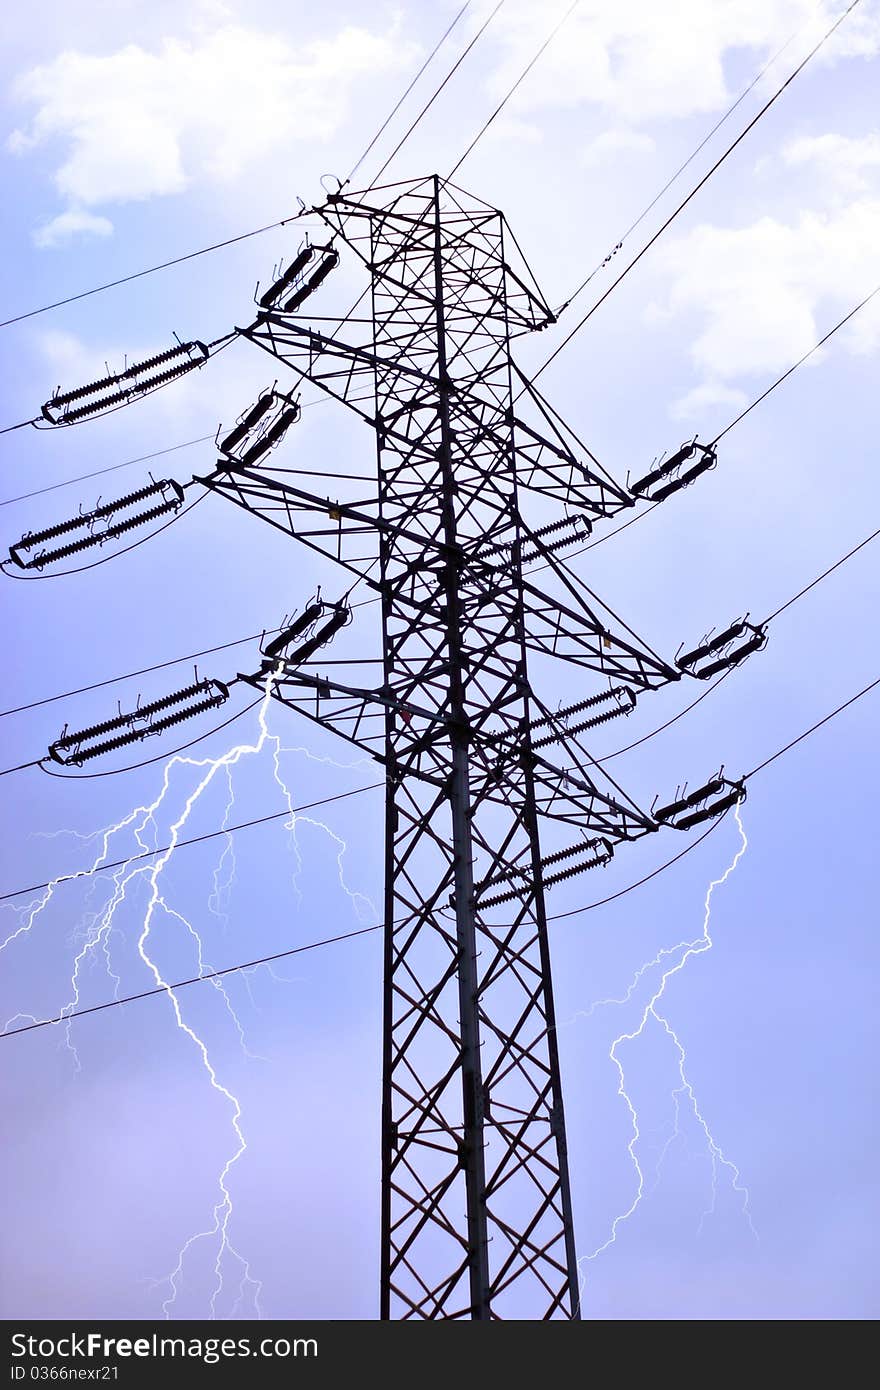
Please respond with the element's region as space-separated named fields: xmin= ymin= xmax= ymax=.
xmin=16 ymin=173 xmax=756 ymax=1316
xmin=200 ymin=174 xmax=688 ymax=1318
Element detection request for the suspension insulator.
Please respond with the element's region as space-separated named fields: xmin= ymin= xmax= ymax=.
xmin=677 ymin=620 xmax=768 ymax=679
xmin=288 ymin=606 xmax=350 ymax=664
xmin=521 ymin=528 xmax=591 ymax=564
xmin=530 ymin=688 xmax=637 ymax=748
xmin=262 ymin=602 xmax=326 ymax=660
xmin=630 ymin=442 xmax=716 ymax=502
xmin=238 ymin=406 xmax=300 ymax=466
xmin=48 ymin=679 xmax=230 ymax=765
xmin=675 ymin=784 xmax=745 ymax=830
xmin=258 ymin=247 xmax=317 ymax=309
xmin=8 ymin=480 xmax=185 ymax=570
xmin=654 ymin=776 xmax=745 ymax=829
xmin=41 ymin=341 xmax=209 ymax=425
xmin=478 ymin=838 xmax=613 ymax=908
xmin=477 ymin=836 xmax=612 ymax=894
xmin=219 ymin=393 xmax=276 ymax=455
xmin=119 ymin=342 xmax=201 ymax=381
xmin=281 ymin=249 xmax=339 ymax=312
xmin=477 ymin=513 xmax=592 ymax=566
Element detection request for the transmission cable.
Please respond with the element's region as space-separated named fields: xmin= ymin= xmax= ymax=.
xmin=710 ymin=282 xmax=880 ymax=446
xmin=529 ymin=0 xmax=862 ymax=388
xmin=35 ymin=692 xmax=260 ymax=782
xmin=345 ymin=2 xmax=473 ymax=185
xmin=0 ymin=630 xmax=280 ymax=720
xmin=7 ymin=660 xmax=878 ymax=1040
xmin=0 ymin=486 xmax=209 ymax=582
xmin=0 ymin=436 xmax=214 ymax=510
xmin=3 ymin=497 xmax=878 ymax=777
xmin=0 ymin=782 xmax=385 ymax=906
xmin=367 ymin=0 xmax=506 ymax=189
xmin=543 ymin=277 xmax=880 ymax=563
xmin=0 ymin=215 xmax=310 ymax=334
xmin=446 ymin=1 xmax=579 ymax=179
xmin=554 ymin=10 xmax=817 ymax=316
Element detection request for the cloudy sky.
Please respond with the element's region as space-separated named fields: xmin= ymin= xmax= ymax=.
xmin=0 ymin=0 xmax=877 ymax=1321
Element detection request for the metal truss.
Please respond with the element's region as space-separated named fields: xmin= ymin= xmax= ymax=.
xmin=207 ymin=175 xmax=690 ymax=1319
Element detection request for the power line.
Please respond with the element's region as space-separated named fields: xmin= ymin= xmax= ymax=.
xmin=0 ymin=436 xmax=214 ymax=510
xmin=0 ymin=389 xmax=374 ymax=513
xmin=710 ymin=282 xmax=880 ymax=445
xmin=346 ymin=2 xmax=473 ymax=185
xmin=367 ymin=0 xmax=507 ymax=188
xmin=744 ymin=675 xmax=880 ymax=780
xmin=529 ymin=0 xmax=862 ymax=387
xmin=0 ymin=215 xmax=306 ymax=333
xmin=0 ymin=799 xmax=729 ymax=1039
xmin=764 ymin=522 xmax=880 ymax=624
xmin=592 ymin=670 xmax=733 ymax=765
xmin=554 ymin=12 xmax=815 ymax=316
xmin=446 ymin=1 xmax=578 ymax=179
xmin=35 ymin=692 xmax=260 ymax=781
xmin=1 ymin=923 xmax=385 ymax=1039
xmin=0 ymin=486 xmax=208 ymax=582
xmin=545 ymin=809 xmax=728 ymax=920
xmin=4 ymin=659 xmax=877 ymax=1041
xmin=0 ymin=630 xmax=275 ymax=720
xmin=0 ymin=5 xmax=482 ymax=340
xmin=8 ymin=658 xmax=878 ymax=1045
xmin=3 ymin=494 xmax=878 ymax=787
xmin=592 ymin=517 xmax=880 ymax=764
xmin=0 ymin=782 xmax=384 ymax=904
xmin=538 ymin=276 xmax=880 ymax=563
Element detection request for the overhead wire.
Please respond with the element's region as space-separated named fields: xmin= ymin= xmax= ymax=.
xmin=3 ymin=492 xmax=879 ymax=777
xmin=529 ymin=0 xmax=863 ymax=388
xmin=710 ymin=282 xmax=880 ymax=446
xmin=446 ymin=0 xmax=579 ymax=179
xmin=0 ymin=217 xmax=309 ymax=332
xmin=5 ymin=659 xmax=878 ymax=1041
xmin=0 ymin=632 xmax=276 ymax=720
xmin=536 ymin=276 xmax=880 ymax=563
xmin=0 ymin=782 xmax=386 ymax=904
xmin=0 ymin=485 xmax=209 ymax=582
xmin=0 ymin=435 xmax=214 ymax=510
xmin=366 ymin=0 xmax=507 ymax=189
xmin=35 ymin=691 xmax=260 ymax=781
xmin=345 ymin=1 xmax=473 ymax=185
xmin=554 ymin=9 xmax=818 ymax=316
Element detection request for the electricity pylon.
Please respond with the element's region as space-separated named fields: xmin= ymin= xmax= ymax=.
xmin=207 ymin=175 xmax=688 ymax=1318
xmin=19 ymin=174 xmax=759 ymax=1318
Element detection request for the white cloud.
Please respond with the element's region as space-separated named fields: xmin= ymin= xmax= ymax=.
xmin=652 ymin=199 xmax=880 ymax=397
xmin=782 ymin=131 xmax=880 ymax=193
xmin=32 ymin=208 xmax=114 ymax=249
xmin=581 ymin=129 xmax=655 ymax=167
xmin=477 ymin=0 xmax=880 ymax=125
xmin=670 ymin=381 xmax=749 ymax=422
xmin=8 ymin=22 xmax=413 ymax=209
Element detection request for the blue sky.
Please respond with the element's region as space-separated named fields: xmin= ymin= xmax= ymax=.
xmin=0 ymin=0 xmax=878 ymax=1320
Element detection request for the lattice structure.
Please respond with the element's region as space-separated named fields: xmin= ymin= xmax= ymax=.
xmin=201 ymin=176 xmax=693 ymax=1317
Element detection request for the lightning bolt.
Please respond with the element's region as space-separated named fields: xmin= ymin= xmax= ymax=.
xmin=208 ymin=764 xmax=237 ymax=929
xmin=2 ymin=666 xmax=376 ymax=1318
xmin=578 ymin=804 xmax=755 ymax=1292
xmin=271 ymin=741 xmax=376 ymax=924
